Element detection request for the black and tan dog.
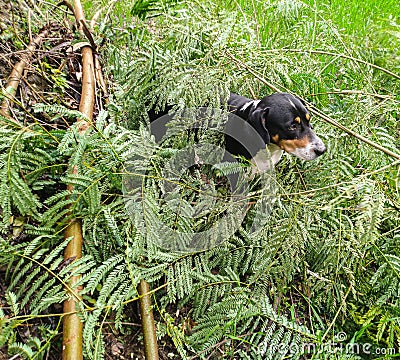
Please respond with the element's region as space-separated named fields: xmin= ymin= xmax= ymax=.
xmin=149 ymin=92 xmax=326 ymax=172
xmin=226 ymin=92 xmax=326 ymax=171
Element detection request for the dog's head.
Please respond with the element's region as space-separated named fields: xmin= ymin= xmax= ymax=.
xmin=254 ymin=93 xmax=326 ymax=160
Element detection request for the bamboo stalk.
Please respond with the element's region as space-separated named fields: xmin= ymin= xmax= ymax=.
xmin=62 ymin=219 xmax=84 ymax=360
xmin=62 ymin=1 xmax=95 ymax=359
xmin=138 ymin=280 xmax=159 ymax=360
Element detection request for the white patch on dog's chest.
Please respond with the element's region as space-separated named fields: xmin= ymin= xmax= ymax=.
xmin=250 ymin=144 xmax=283 ymax=176
xmin=267 ymin=144 xmax=284 ymax=165
xmin=250 ymin=149 xmax=271 ymax=175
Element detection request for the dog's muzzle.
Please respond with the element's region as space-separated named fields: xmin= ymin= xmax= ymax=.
xmin=291 ymin=135 xmax=326 ymax=161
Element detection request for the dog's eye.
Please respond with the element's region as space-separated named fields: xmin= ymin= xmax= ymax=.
xmin=288 ymin=124 xmax=297 ymax=131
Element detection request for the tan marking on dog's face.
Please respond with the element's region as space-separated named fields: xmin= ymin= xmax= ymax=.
xmin=305 ymin=113 xmax=310 ymax=121
xmin=295 ymin=116 xmax=301 ymax=124
xmin=278 ymin=137 xmax=310 ymax=152
xmin=272 ymin=134 xmax=280 ymax=144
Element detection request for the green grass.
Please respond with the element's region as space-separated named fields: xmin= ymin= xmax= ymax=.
xmin=311 ymin=0 xmax=399 ymax=36
xmin=230 ymin=0 xmax=400 ymax=42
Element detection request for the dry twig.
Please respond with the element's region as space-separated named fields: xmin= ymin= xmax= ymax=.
xmin=0 ymin=26 xmax=49 ymax=123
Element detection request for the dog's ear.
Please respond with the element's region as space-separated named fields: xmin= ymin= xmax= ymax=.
xmin=260 ymin=107 xmax=270 ymax=144
xmin=261 ymin=107 xmax=270 ymax=131
xmin=247 ymin=107 xmax=271 ymax=144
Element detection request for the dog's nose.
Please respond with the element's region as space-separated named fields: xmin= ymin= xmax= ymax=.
xmin=314 ymin=145 xmax=327 ymax=157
